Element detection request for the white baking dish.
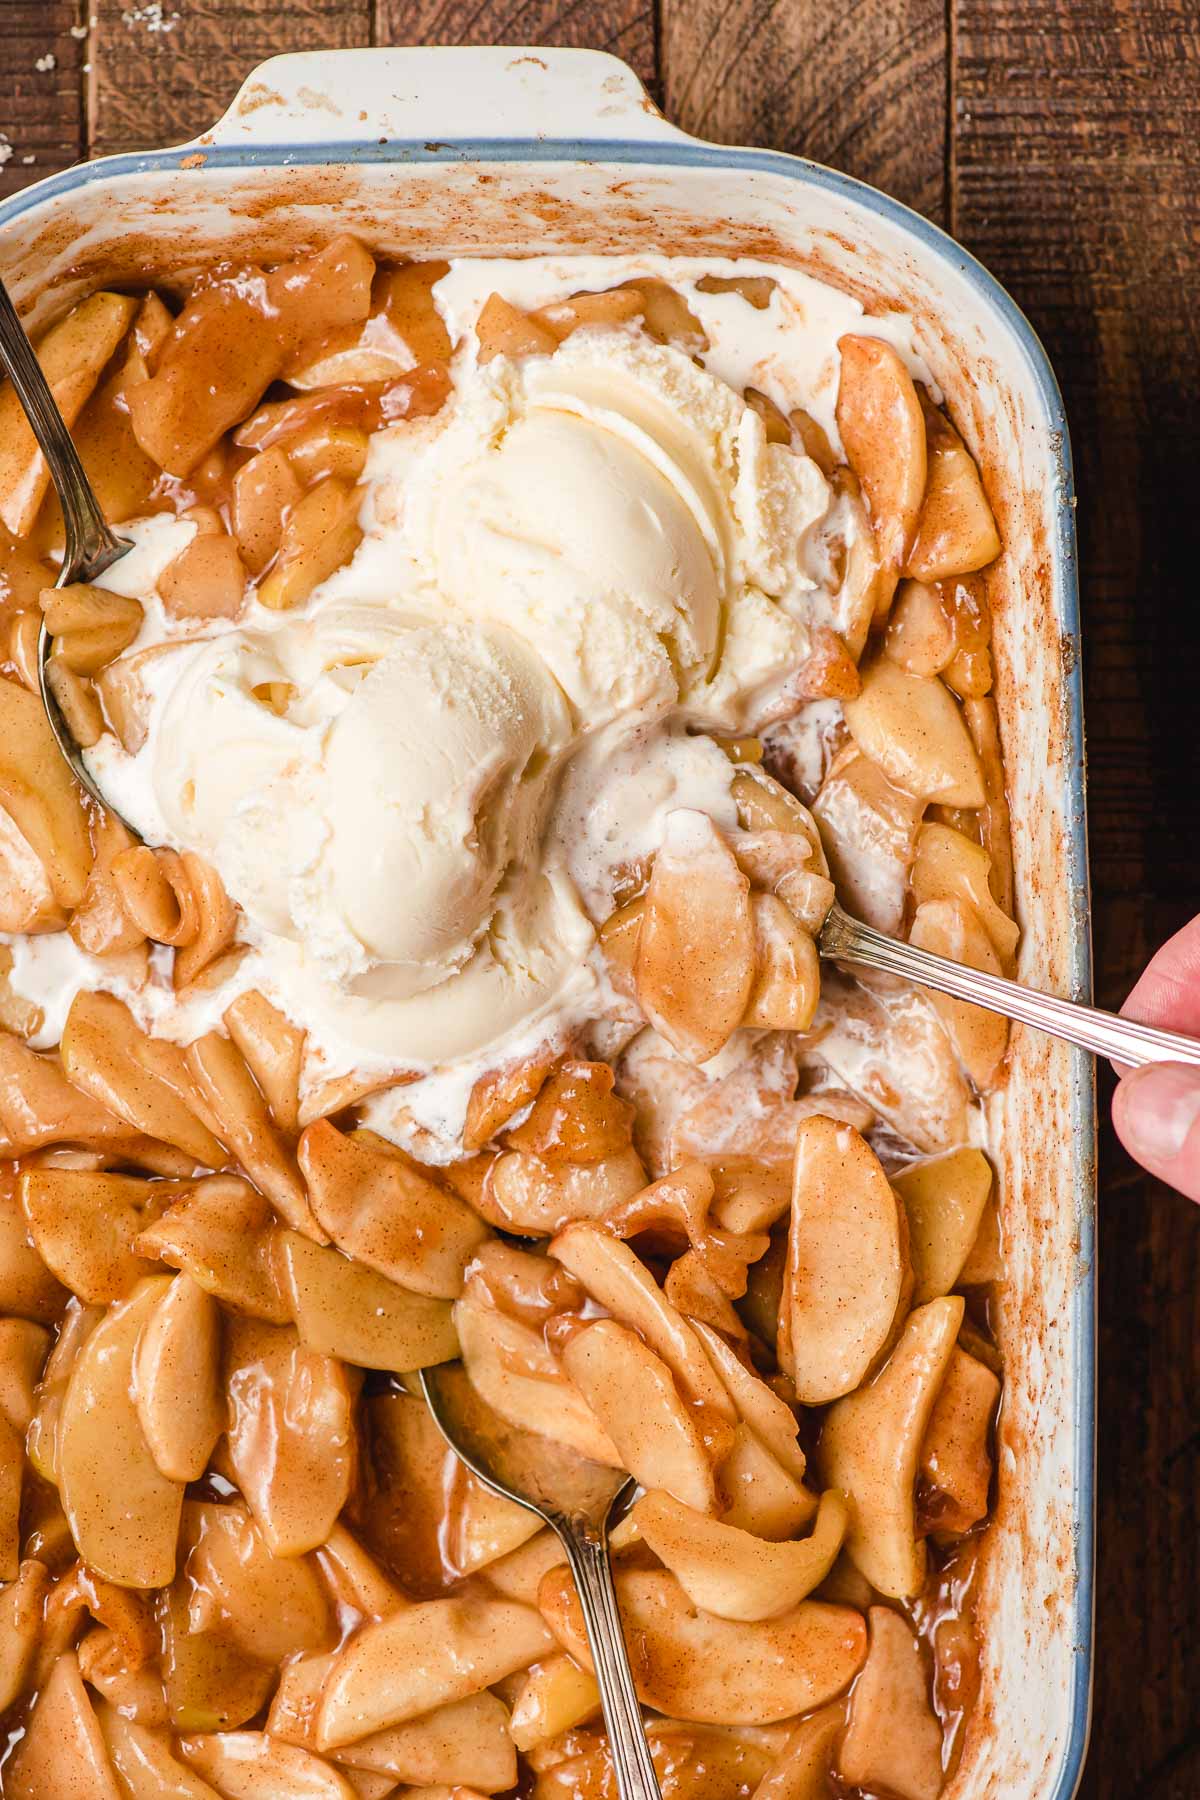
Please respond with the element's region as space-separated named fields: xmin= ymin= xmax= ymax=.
xmin=0 ymin=46 xmax=1094 ymax=1799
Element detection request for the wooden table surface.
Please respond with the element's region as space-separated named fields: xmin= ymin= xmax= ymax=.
xmin=2 ymin=3 xmax=1199 ymax=1794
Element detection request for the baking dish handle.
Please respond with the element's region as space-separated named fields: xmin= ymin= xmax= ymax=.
xmin=199 ymin=46 xmax=692 ymax=151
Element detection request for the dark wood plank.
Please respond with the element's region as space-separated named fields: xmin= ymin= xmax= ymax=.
xmin=0 ymin=1 xmax=87 ymax=198
xmin=660 ymin=0 xmax=946 ymax=222
xmin=952 ymin=4 xmax=1200 ymax=1795
xmin=88 ymin=0 xmax=372 ymax=156
xmin=374 ymin=0 xmax=657 ymax=93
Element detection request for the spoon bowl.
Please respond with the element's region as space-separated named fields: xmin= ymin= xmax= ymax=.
xmin=0 ymin=276 xmax=132 ymax=814
xmin=418 ymin=1362 xmax=661 ymax=1800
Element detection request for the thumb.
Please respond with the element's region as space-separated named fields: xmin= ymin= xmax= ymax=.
xmin=1112 ymin=1063 xmax=1200 ymax=1203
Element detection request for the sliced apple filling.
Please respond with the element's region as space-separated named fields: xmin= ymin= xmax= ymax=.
xmin=0 ymin=257 xmax=1017 ymax=1800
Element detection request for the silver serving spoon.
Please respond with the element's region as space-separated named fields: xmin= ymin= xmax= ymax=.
xmin=818 ymin=900 xmax=1200 ymax=1069
xmin=418 ymin=1363 xmax=660 ymax=1800
xmin=0 ymin=275 xmax=131 ymax=810
xmin=0 ymin=277 xmax=1195 ymax=1073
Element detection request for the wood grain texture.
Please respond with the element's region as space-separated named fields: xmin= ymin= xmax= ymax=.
xmin=660 ymin=0 xmax=947 ymax=221
xmin=0 ymin=1 xmax=87 ymax=198
xmin=376 ymin=0 xmax=657 ymax=89
xmin=88 ymin=0 xmax=372 ymax=155
xmin=953 ymin=3 xmax=1200 ymax=1795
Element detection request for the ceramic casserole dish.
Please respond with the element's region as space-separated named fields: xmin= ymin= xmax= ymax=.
xmin=0 ymin=44 xmax=1095 ymax=1799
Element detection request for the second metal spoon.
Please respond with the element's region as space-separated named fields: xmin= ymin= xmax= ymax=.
xmin=0 ymin=275 xmax=131 ymax=808
xmin=418 ymin=1363 xmax=661 ymax=1800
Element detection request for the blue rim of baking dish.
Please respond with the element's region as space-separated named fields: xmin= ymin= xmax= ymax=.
xmin=0 ymin=130 xmax=1095 ymax=1799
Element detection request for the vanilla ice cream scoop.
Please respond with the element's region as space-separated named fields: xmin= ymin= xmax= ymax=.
xmin=150 ymin=605 xmax=573 ymax=999
xmin=395 ymin=330 xmax=833 ymax=734
xmin=429 ymin=402 xmax=720 ymax=723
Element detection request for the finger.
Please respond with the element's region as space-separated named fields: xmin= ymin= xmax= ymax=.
xmin=1111 ymin=914 xmax=1200 ymax=1080
xmin=1112 ymin=1062 xmax=1200 ymax=1204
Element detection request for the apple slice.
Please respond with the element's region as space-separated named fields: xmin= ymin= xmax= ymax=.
xmin=718 ymin=1423 xmax=819 ymax=1540
xmin=743 ymin=893 xmax=820 ymax=1031
xmin=133 ymin=1272 xmax=224 ymax=1482
xmin=909 ymin=898 xmax=1010 ymax=1089
xmin=20 ymin=1167 xmax=167 ymax=1304
xmin=752 ymin=1707 xmax=844 ymax=1800
xmin=464 ymin=1050 xmax=555 ymax=1152
xmin=224 ymin=1317 xmax=356 ymax=1557
xmin=535 ymin=1720 xmax=791 ymax=1800
xmin=691 ymin=1319 xmax=807 ymax=1482
xmin=844 ymin=660 xmax=985 ymax=808
xmin=818 ymin=1296 xmax=963 ymax=1598
xmin=183 ymin=1732 xmax=356 ymax=1799
xmin=911 ymin=821 xmax=1018 ymax=965
xmin=561 ymin=1319 xmax=718 ymax=1512
xmin=812 ymin=972 xmax=970 ymax=1156
xmin=906 ymin=399 xmax=1001 ymax=584
xmin=0 ymin=1414 xmax=20 ymax=1581
xmin=454 ymin=1293 xmax=620 ymax=1467
xmin=958 ymin=1195 xmax=1003 ymax=1286
xmin=482 ymin=1146 xmax=646 ymax=1236
xmin=223 ymin=990 xmax=305 ymax=1138
xmin=779 ymin=1117 xmax=907 ymax=1404
xmin=918 ymin=1346 xmax=1000 ymax=1535
xmin=885 ymin=578 xmax=956 ymax=677
xmin=58 ymin=1279 xmax=184 ymax=1588
xmin=636 ymin=809 xmax=755 ymax=1065
xmin=276 ymin=1230 xmax=458 ymax=1372
xmin=184 ymin=1032 xmax=318 ymax=1238
xmin=331 ymin=1690 xmax=516 ymax=1788
xmin=316 ymin=1594 xmax=553 ymax=1748
xmin=835 ymin=335 xmax=927 ymax=614
xmin=538 ymin=1564 xmax=865 ymax=1726
xmin=299 ymin=1120 xmax=488 ymax=1298
xmin=0 ymin=292 xmax=138 ymax=536
xmin=510 ymin=1654 xmax=600 ymax=1752
xmin=134 ymin=1175 xmax=290 ymax=1324
xmin=506 ymin=1059 xmax=635 ymax=1167
xmin=731 ymin=831 xmax=835 ymax=938
xmin=838 ymin=1606 xmax=944 ymax=1800
xmin=256 ymin=477 xmax=363 ymax=611
xmin=0 ymin=677 xmax=93 ymax=912
xmin=0 ymin=1561 xmax=47 ymax=1713
xmin=162 ymin=1579 xmax=274 ymax=1733
xmin=892 ymin=1147 xmax=993 ymax=1305
xmin=628 ymin=1487 xmax=847 ymax=1621
xmin=0 ymin=1176 xmax=68 ymax=1322
xmin=184 ymin=1502 xmax=332 ymax=1667
xmin=61 ymin=991 xmax=225 ymax=1167
xmin=550 ymin=1223 xmax=733 ymax=1418
xmin=5 ymin=1651 xmax=122 ymax=1800
xmin=812 ymin=743 xmax=925 ymax=936
xmin=0 ymin=1319 xmax=50 ymax=1436
xmin=98 ymin=1704 xmax=224 ymax=1799
xmin=319 ymin=1524 xmax=407 ymax=1621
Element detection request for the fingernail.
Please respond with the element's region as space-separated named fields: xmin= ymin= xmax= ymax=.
xmin=1118 ymin=1063 xmax=1200 ymax=1162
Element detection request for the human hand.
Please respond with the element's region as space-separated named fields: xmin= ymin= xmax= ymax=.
xmin=1112 ymin=915 xmax=1200 ymax=1204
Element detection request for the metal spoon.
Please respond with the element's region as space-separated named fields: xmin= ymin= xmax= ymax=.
xmin=0 ymin=275 xmax=131 ymax=810
xmin=818 ymin=899 xmax=1200 ymax=1069
xmin=418 ymin=1363 xmax=661 ymax=1800
xmin=0 ymin=279 xmax=1195 ymax=1071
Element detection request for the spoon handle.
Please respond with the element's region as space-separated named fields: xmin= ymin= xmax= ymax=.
xmin=558 ymin=1526 xmax=661 ymax=1800
xmin=820 ymin=901 xmax=1200 ymax=1069
xmin=0 ymin=278 xmax=129 ymax=585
